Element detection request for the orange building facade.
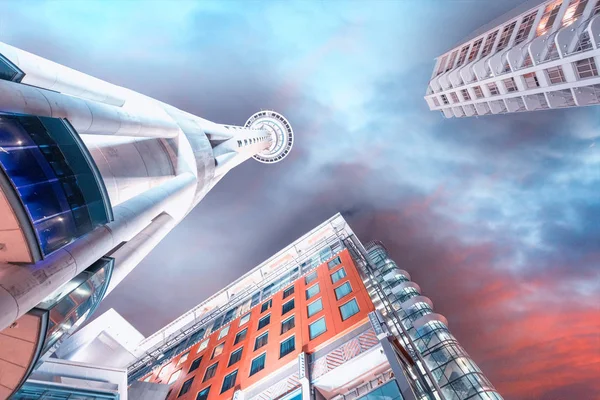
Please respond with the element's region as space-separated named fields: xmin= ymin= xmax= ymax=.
xmin=119 ymin=215 xmax=502 ymax=400
xmin=143 ymin=249 xmax=375 ymax=400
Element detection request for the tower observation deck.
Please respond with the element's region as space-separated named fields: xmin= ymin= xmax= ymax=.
xmin=0 ymin=41 xmax=293 ymax=398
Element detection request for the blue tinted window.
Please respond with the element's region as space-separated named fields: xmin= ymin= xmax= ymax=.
xmin=309 ymin=317 xmax=327 ymax=340
xmin=250 ymin=354 xmax=266 ymax=376
xmin=335 ymin=282 xmax=352 ymax=300
xmin=0 ymin=115 xmax=111 ymax=256
xmin=340 ymin=299 xmax=360 ymax=321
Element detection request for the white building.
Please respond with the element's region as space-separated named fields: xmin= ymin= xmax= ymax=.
xmin=0 ymin=41 xmax=293 ymax=398
xmin=424 ymin=0 xmax=600 ymax=117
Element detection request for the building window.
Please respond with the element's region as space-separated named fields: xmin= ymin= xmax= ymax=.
xmin=487 ymin=82 xmax=500 ymax=96
xmin=218 ymin=326 xmax=230 ymax=340
xmin=168 ymin=370 xmax=181 ymax=385
xmin=309 ymin=317 xmax=327 ymax=340
xmin=198 ymin=339 xmax=209 ymax=353
xmin=228 ymin=347 xmax=243 ymax=367
xmin=250 ymin=354 xmax=266 ymax=376
xmin=234 ymin=328 xmax=247 ymax=345
xmin=307 ymin=298 xmax=323 ymax=317
xmin=473 ymin=86 xmax=484 ymax=98
xmin=461 ymin=89 xmax=471 ymax=101
xmin=306 ymin=283 xmax=320 ymax=299
xmin=260 ymin=299 xmax=272 ymax=313
xmin=496 ymin=21 xmax=517 ymax=51
xmin=467 ymin=38 xmax=483 ymax=62
xmin=254 ymin=332 xmax=269 ymax=350
xmin=283 ymin=286 xmax=295 ymax=299
xmin=305 ymin=271 xmax=318 ymax=285
xmin=280 ymin=336 xmax=296 ymax=358
xmin=432 ymin=97 xmax=440 ymax=107
xmin=282 ymin=299 xmax=295 ymax=315
xmin=546 ymin=66 xmax=566 ymax=84
xmin=514 ymin=11 xmax=538 ymax=44
xmin=250 ymin=292 xmax=261 ymax=307
xmin=537 ymin=0 xmax=563 ymax=37
xmin=188 ymin=357 xmax=202 ymax=373
xmin=480 ymin=30 xmax=498 ymax=57
xmin=440 ymin=94 xmax=449 ymax=105
xmin=456 ymin=45 xmax=470 ymax=67
xmin=575 ymin=57 xmax=599 ymax=79
xmin=328 ymin=257 xmax=341 ymax=269
xmin=331 ymin=268 xmax=347 ymax=284
xmin=212 ymin=343 xmax=224 ymax=359
xmin=445 ymin=50 xmax=458 ymax=72
xmin=239 ymin=313 xmax=251 ymax=326
xmin=220 ymin=370 xmax=238 ymax=393
xmin=179 ymin=377 xmax=194 ymax=397
xmin=523 ymin=72 xmax=540 ymax=88
xmin=196 ymin=387 xmax=210 ymax=400
xmin=450 ymin=92 xmax=460 ymax=103
xmin=203 ymin=363 xmax=218 ymax=382
xmin=563 ymin=0 xmax=588 ymax=27
xmin=335 ymin=282 xmax=352 ymax=300
xmin=503 ymin=77 xmax=518 ymax=93
xmin=281 ymin=316 xmax=295 ymax=334
xmin=177 ymin=352 xmax=189 ymax=366
xmin=340 ymin=299 xmax=360 ymax=321
xmin=258 ymin=314 xmax=271 ymax=330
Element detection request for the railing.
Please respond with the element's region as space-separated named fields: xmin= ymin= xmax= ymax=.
xmin=310 ymin=328 xmax=380 ymax=380
xmin=563 ymin=14 xmax=596 ymax=56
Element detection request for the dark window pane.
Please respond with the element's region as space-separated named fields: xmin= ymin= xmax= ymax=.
xmin=282 ymin=299 xmax=295 ymax=315
xmin=280 ymin=336 xmax=295 ymax=358
xmin=189 ymin=357 xmax=202 ymax=373
xmin=283 ymin=286 xmax=295 ymax=299
xmin=254 ymin=332 xmax=268 ymax=350
xmin=196 ymin=387 xmax=210 ymax=400
xmin=203 ymin=363 xmax=218 ymax=382
xmin=178 ymin=378 xmax=194 ymax=397
xmin=250 ymin=354 xmax=266 ymax=376
xmin=258 ymin=315 xmax=270 ymax=330
xmin=228 ymin=348 xmax=243 ymax=367
xmin=220 ymin=370 xmax=238 ymax=393
xmin=234 ymin=328 xmax=247 ymax=345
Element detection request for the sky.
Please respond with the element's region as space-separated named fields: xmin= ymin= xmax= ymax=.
xmin=2 ymin=0 xmax=600 ymax=399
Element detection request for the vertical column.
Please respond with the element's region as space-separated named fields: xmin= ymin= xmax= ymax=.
xmin=298 ymin=352 xmax=311 ymax=400
xmin=561 ymin=62 xmax=579 ymax=82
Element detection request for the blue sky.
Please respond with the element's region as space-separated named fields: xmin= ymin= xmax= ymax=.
xmin=3 ymin=1 xmax=599 ymax=398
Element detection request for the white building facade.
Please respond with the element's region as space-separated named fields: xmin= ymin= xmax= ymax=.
xmin=424 ymin=0 xmax=600 ymax=117
xmin=0 ymin=41 xmax=293 ymax=399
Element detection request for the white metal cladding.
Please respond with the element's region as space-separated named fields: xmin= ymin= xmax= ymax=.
xmin=425 ymin=0 xmax=600 ymax=117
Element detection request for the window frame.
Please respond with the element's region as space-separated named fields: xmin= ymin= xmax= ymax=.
xmin=179 ymin=377 xmax=195 ymax=397
xmin=189 ymin=356 xmax=203 ymax=373
xmin=307 ymin=298 xmax=323 ymax=317
xmin=309 ymin=317 xmax=327 ymax=340
xmin=203 ymin=362 xmax=218 ymax=382
xmin=281 ymin=315 xmax=295 ymax=334
xmin=220 ymin=370 xmax=238 ymax=394
xmin=258 ymin=314 xmax=271 ymax=330
xmin=279 ymin=335 xmax=296 ymax=359
xmin=334 ymin=281 xmax=353 ymax=300
xmin=249 ymin=353 xmax=267 ymax=377
xmin=254 ymin=331 xmax=269 ymax=351
xmin=234 ymin=328 xmax=248 ymax=345
xmin=339 ymin=298 xmax=360 ymax=321
xmin=306 ymin=283 xmax=320 ymax=300
xmin=282 ymin=298 xmax=295 ymax=315
xmin=228 ymin=347 xmax=243 ymax=367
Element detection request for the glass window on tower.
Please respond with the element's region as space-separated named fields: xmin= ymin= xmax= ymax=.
xmin=178 ymin=378 xmax=194 ymax=397
xmin=306 ymin=283 xmax=320 ymax=299
xmin=340 ymin=299 xmax=360 ymax=321
xmin=0 ymin=115 xmax=112 ymax=257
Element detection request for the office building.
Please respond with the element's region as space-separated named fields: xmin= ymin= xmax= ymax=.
xmin=0 ymin=40 xmax=293 ymax=398
xmin=53 ymin=214 xmax=503 ymax=400
xmin=425 ymin=0 xmax=600 ymax=117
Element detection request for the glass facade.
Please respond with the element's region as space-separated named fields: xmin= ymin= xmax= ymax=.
xmin=0 ymin=114 xmax=112 ymax=256
xmin=356 ymin=381 xmax=404 ymax=400
xmin=365 ymin=243 xmax=503 ymax=400
xmin=37 ymin=257 xmax=114 ymax=357
xmin=12 ymin=382 xmax=118 ymax=400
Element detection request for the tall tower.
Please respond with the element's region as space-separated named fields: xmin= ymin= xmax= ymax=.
xmin=0 ymin=41 xmax=293 ymax=398
xmin=425 ymin=0 xmax=600 ymax=117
